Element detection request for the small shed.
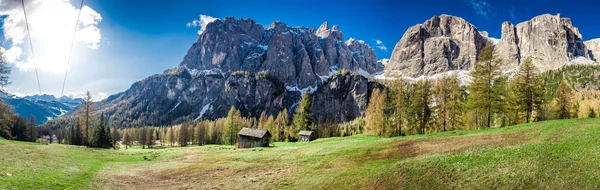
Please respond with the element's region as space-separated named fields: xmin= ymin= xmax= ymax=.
xmin=237 ymin=128 xmax=271 ymax=148
xmin=299 ymin=130 xmax=315 ymax=142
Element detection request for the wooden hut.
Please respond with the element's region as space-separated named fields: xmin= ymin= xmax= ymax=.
xmin=237 ymin=128 xmax=271 ymax=148
xmin=298 ymin=130 xmax=315 ymax=142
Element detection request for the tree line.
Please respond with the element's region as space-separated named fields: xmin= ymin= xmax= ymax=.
xmin=363 ymin=43 xmax=578 ymax=137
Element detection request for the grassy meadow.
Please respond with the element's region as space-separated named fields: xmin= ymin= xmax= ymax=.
xmin=2 ymin=118 xmax=600 ymax=189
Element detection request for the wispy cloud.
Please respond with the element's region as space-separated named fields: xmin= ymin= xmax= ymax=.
xmin=187 ymin=15 xmax=219 ymax=35
xmin=508 ymin=6 xmax=516 ymax=21
xmin=463 ymin=0 xmax=492 ymax=17
xmin=374 ymin=39 xmax=388 ymax=52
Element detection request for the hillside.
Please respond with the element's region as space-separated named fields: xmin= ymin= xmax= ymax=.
xmin=3 ymin=118 xmax=600 ymax=189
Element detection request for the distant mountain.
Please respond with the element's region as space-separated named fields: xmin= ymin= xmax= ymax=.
xmin=0 ymin=92 xmax=83 ymax=125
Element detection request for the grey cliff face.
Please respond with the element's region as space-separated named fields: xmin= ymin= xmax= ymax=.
xmin=506 ymin=14 xmax=588 ymax=70
xmin=386 ymin=15 xmax=489 ymax=77
xmin=312 ymin=73 xmax=383 ymax=123
xmin=180 ymin=18 xmax=379 ymax=89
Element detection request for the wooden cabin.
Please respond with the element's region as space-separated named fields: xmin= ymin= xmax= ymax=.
xmin=237 ymin=128 xmax=271 ymax=148
xmin=299 ymin=130 xmax=315 ymax=142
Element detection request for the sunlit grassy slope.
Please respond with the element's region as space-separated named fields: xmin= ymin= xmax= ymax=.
xmin=2 ymin=118 xmax=600 ymax=189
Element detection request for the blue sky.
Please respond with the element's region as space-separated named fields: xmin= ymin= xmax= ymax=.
xmin=1 ymin=0 xmax=599 ymax=100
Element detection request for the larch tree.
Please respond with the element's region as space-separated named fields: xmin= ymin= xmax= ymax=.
xmin=80 ymin=91 xmax=95 ymax=146
xmin=122 ymin=129 xmax=131 ymax=149
xmin=223 ymin=107 xmax=242 ymax=145
xmin=146 ymin=127 xmax=155 ymax=148
xmin=436 ymin=74 xmax=465 ymax=132
xmin=139 ymin=127 xmax=147 ymax=149
xmin=467 ymin=43 xmax=503 ymax=129
xmin=389 ymin=79 xmax=407 ymax=136
xmin=167 ymin=126 xmax=175 ymax=146
xmin=196 ymin=122 xmax=206 ymax=145
xmin=513 ymin=57 xmax=544 ymax=123
xmin=179 ymin=123 xmax=190 ymax=147
xmin=365 ymin=88 xmax=387 ymax=136
xmin=554 ymin=80 xmax=573 ymax=119
xmin=274 ymin=109 xmax=289 ymax=142
xmin=408 ymin=80 xmax=433 ymax=134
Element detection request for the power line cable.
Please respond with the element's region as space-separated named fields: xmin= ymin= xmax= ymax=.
xmin=61 ymin=0 xmax=85 ymax=96
xmin=21 ymin=0 xmax=41 ymax=95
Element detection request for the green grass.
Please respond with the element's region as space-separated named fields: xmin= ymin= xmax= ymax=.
xmin=2 ymin=118 xmax=600 ymax=189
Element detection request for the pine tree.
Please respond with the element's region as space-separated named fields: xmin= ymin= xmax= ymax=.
xmin=554 ymin=80 xmax=573 ymax=119
xmin=293 ymin=93 xmax=313 ymax=139
xmin=365 ymin=88 xmax=387 ymax=136
xmin=92 ymin=113 xmax=111 ymax=148
xmin=467 ymin=43 xmax=504 ymax=129
xmin=513 ymin=57 xmax=544 ymax=123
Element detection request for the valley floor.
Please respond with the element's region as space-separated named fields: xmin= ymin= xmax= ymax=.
xmin=2 ymin=119 xmax=600 ymax=189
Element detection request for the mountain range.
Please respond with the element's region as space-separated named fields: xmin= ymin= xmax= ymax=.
xmin=0 ymin=92 xmax=83 ymax=125
xmin=47 ymin=13 xmax=599 ymax=128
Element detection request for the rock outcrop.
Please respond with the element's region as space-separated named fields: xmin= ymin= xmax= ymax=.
xmin=386 ymin=15 xmax=489 ymax=77
xmin=312 ymin=73 xmax=383 ymax=123
xmin=585 ymin=39 xmax=600 ymax=61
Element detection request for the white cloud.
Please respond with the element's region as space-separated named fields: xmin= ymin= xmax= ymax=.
xmin=373 ymin=39 xmax=388 ymax=52
xmin=97 ymin=92 xmax=108 ymax=101
xmin=508 ymin=6 xmax=516 ymax=21
xmin=0 ymin=0 xmax=103 ymax=74
xmin=187 ymin=15 xmax=218 ymax=35
xmin=63 ymin=91 xmax=85 ymax=99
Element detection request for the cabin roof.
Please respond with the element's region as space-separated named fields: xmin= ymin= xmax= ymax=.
xmin=238 ymin=128 xmax=271 ymax=138
xmin=299 ymin=130 xmax=313 ymax=136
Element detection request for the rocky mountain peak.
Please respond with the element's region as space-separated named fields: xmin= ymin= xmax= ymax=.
xmin=386 ymin=14 xmax=488 ymax=77
xmin=498 ymin=13 xmax=589 ymax=70
xmin=316 ymin=21 xmax=330 ymax=38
